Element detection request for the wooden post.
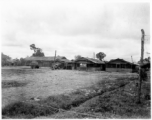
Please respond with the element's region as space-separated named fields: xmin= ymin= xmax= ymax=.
xmin=131 ymin=56 xmax=134 ymax=63
xmin=52 ymin=50 xmax=56 ymax=69
xmin=131 ymin=56 xmax=133 ymax=72
xmin=54 ymin=50 xmax=56 ymax=62
xmin=137 ymin=29 xmax=145 ymax=103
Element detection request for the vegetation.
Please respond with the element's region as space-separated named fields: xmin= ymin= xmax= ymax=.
xmin=1 ymin=53 xmax=28 ymax=66
xmin=1 ymin=53 xmax=11 ymax=66
xmin=30 ymin=44 xmax=45 ymax=57
xmin=19 ymin=58 xmax=26 ymax=66
xmin=2 ymin=75 xmax=150 ymax=119
xmin=96 ymin=52 xmax=106 ymax=61
xmin=2 ymin=81 xmax=28 ymax=88
xmin=138 ymin=56 xmax=150 ymax=64
xmin=75 ymin=55 xmax=82 ymax=60
xmin=2 ymin=102 xmax=58 ymax=119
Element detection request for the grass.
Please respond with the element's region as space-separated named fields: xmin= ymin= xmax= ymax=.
xmin=2 ymin=101 xmax=59 ymax=118
xmin=97 ymin=88 xmax=150 ymax=118
xmin=2 ymin=81 xmax=28 ymax=88
xmin=74 ymin=78 xmax=150 ymax=119
xmin=2 ymin=74 xmax=150 ymax=119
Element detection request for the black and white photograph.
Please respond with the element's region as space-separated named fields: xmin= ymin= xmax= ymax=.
xmin=1 ymin=0 xmax=151 ymax=119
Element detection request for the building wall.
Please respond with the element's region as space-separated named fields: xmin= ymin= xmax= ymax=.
xmin=38 ymin=61 xmax=51 ymax=67
xmin=64 ymin=63 xmax=75 ymax=70
xmin=75 ymin=59 xmax=105 ymax=71
xmin=87 ymin=67 xmax=101 ymax=71
xmin=76 ymin=67 xmax=102 ymax=71
xmin=106 ymin=68 xmax=132 ymax=72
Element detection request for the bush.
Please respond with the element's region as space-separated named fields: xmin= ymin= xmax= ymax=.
xmin=2 ymin=101 xmax=58 ymax=118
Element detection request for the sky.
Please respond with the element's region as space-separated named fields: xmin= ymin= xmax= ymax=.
xmin=1 ymin=0 xmax=150 ymax=62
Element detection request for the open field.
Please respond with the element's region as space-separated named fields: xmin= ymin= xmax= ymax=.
xmin=2 ymin=66 xmax=117 ymax=108
xmin=2 ymin=66 xmax=150 ymax=118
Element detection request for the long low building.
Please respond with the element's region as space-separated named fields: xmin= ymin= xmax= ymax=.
xmin=25 ymin=56 xmax=70 ymax=67
xmin=106 ymin=58 xmax=138 ymax=72
xmin=25 ymin=56 xmax=139 ymax=72
xmin=74 ymin=57 xmax=105 ymax=71
xmin=25 ymin=56 xmax=55 ymax=67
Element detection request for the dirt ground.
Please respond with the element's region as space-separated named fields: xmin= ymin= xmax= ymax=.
xmin=2 ymin=66 xmax=137 ymax=109
xmin=2 ymin=66 xmax=150 ymax=119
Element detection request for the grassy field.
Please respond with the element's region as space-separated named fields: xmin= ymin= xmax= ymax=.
xmin=2 ymin=66 xmax=150 ymax=119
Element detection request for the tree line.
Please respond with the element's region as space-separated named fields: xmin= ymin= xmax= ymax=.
xmin=1 ymin=44 xmax=44 ymax=66
xmin=1 ymin=53 xmax=27 ymax=66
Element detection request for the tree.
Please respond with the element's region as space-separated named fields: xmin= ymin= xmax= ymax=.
xmin=75 ymin=55 xmax=82 ymax=60
xmin=13 ymin=58 xmax=21 ymax=66
xmin=20 ymin=58 xmax=26 ymax=66
xmin=138 ymin=57 xmax=150 ymax=64
xmin=96 ymin=52 xmax=106 ymax=61
xmin=61 ymin=56 xmax=67 ymax=59
xmin=1 ymin=53 xmax=11 ymax=66
xmin=30 ymin=44 xmax=45 ymax=57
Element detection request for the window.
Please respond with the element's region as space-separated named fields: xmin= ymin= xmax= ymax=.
xmin=121 ymin=64 xmax=125 ymax=68
xmin=126 ymin=64 xmax=131 ymax=68
xmin=112 ymin=64 xmax=116 ymax=68
xmin=80 ymin=63 xmax=87 ymax=67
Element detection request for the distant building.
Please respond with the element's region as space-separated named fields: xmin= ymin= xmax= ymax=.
xmin=25 ymin=56 xmax=54 ymax=67
xmin=54 ymin=58 xmax=73 ymax=69
xmin=74 ymin=57 xmax=105 ymax=71
xmin=106 ymin=58 xmax=138 ymax=72
xmin=25 ymin=56 xmax=70 ymax=67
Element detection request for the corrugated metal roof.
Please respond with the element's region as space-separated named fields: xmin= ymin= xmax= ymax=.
xmin=25 ymin=56 xmax=71 ymax=63
xmin=25 ymin=56 xmax=55 ymax=61
xmin=108 ymin=58 xmax=138 ymax=65
xmin=75 ymin=57 xmax=105 ymax=64
xmin=56 ymin=59 xmax=71 ymax=63
xmin=85 ymin=57 xmax=105 ymax=64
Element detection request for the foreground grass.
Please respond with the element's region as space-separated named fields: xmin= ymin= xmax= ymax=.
xmin=2 ymin=74 xmax=150 ymax=119
xmin=2 ymin=81 xmax=28 ymax=88
xmin=73 ymin=84 xmax=150 ymax=119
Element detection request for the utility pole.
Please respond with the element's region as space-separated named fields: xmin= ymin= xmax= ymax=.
xmin=54 ymin=50 xmax=56 ymax=62
xmin=51 ymin=50 xmax=57 ymax=69
xmin=131 ymin=56 xmax=133 ymax=72
xmin=137 ymin=29 xmax=145 ymax=103
xmin=131 ymin=56 xmax=134 ymax=63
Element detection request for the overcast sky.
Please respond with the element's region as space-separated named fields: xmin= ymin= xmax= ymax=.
xmin=1 ymin=0 xmax=150 ymax=62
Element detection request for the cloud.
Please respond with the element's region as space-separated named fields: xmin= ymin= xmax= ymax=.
xmin=1 ymin=1 xmax=150 ymax=62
